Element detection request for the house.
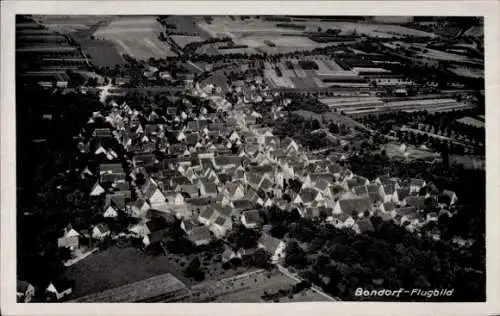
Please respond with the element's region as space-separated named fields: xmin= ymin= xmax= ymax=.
xmin=57 ymin=225 xmax=80 ymax=250
xmin=165 ymin=191 xmax=185 ymax=207
xmin=328 ymin=213 xmax=355 ymax=229
xmin=126 ymin=199 xmax=151 ymax=218
xmin=222 ymin=246 xmax=241 ymax=263
xmin=440 ymin=189 xmax=458 ymax=206
xmin=426 ymin=212 xmax=439 ymax=223
xmin=396 ymin=187 xmax=411 ymax=202
xmin=103 ymin=204 xmax=119 ymax=218
xmin=404 ymin=196 xmax=426 ymax=210
xmin=241 ymin=210 xmax=263 ymax=229
xmin=395 ymin=207 xmax=423 ymax=231
xmin=222 ymin=181 xmax=245 ymax=201
xmin=333 ymin=198 xmax=372 ymax=218
xmin=198 ymin=206 xmax=219 ymax=226
xmin=188 ymin=226 xmax=211 ymax=246
xmin=209 ymin=216 xmax=233 ymax=239
xmin=144 ymin=183 xmax=167 ymax=210
xmin=410 ymin=179 xmax=426 ymax=193
xmin=293 ymin=188 xmax=324 ymax=207
xmin=353 ymin=218 xmax=375 ymax=234
xmin=381 ymin=183 xmax=399 ymax=203
xmin=258 ymin=233 xmax=286 ymax=263
xmin=92 ymin=223 xmax=111 ymax=240
xmin=344 ymin=176 xmax=370 ymax=191
xmin=380 ymin=201 xmax=397 ymax=214
xmin=143 ymin=217 xmax=169 ymax=247
xmin=181 ymin=218 xmax=197 ymax=235
xmin=198 ymin=180 xmax=218 ymax=198
xmin=105 ymin=192 xmax=130 ymax=211
xmin=366 ymin=184 xmax=383 ymax=203
xmin=45 ymin=279 xmax=75 ymax=301
xmin=232 ymin=199 xmax=257 ymax=213
xmin=17 ymin=280 xmax=35 ymax=303
xmin=90 ymin=182 xmax=106 ymax=196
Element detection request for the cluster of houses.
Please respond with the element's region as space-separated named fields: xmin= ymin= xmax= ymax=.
xmin=25 ymin=75 xmax=460 ymax=302
xmin=77 ymin=77 xmax=459 ymax=257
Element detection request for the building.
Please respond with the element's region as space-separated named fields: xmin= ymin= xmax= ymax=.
xmin=258 ymin=233 xmax=286 ymax=263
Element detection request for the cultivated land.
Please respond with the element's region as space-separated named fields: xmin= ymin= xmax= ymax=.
xmin=93 ymin=16 xmax=177 ymax=60
xmin=186 ymin=269 xmax=329 ymax=302
xmin=63 ymin=245 xmax=250 ymax=299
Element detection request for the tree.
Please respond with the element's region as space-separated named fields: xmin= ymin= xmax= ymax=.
xmin=184 ymin=257 xmax=205 ymax=280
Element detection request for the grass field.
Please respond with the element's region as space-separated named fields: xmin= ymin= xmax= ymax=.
xmin=93 ymin=16 xmax=177 ymax=60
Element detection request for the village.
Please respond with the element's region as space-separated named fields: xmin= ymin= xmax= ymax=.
xmin=14 ymin=14 xmax=486 ymax=304
xmin=18 ymin=70 xmax=461 ymax=303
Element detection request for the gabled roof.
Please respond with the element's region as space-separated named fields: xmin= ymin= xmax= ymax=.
xmin=144 ymin=183 xmax=161 ymax=200
xmin=311 ymin=173 xmax=335 ymax=184
xmin=188 ymin=226 xmax=211 ymax=243
xmin=404 ymin=196 xmax=426 ymax=209
xmin=199 ymin=206 xmax=218 ymax=221
xmin=410 ymin=179 xmax=425 ymax=187
xmin=214 ymin=155 xmax=242 ymax=167
xmin=146 ymin=217 xmax=169 ymax=233
xmin=100 ymin=163 xmax=123 ymax=174
xmin=367 ymin=184 xmax=380 ymax=194
xmin=353 ymin=185 xmax=368 ymax=196
xmin=397 ymin=206 xmax=418 ymax=217
xmin=94 ymin=223 xmax=110 ymax=234
xmin=382 ymin=201 xmax=396 ymax=212
xmin=242 ymin=209 xmax=262 ymax=224
xmin=213 ymin=216 xmax=228 ymax=226
xmin=260 ymin=177 xmax=273 ymax=191
xmin=383 ymin=183 xmax=396 ymax=195
xmin=397 ymin=187 xmax=411 ymax=201
xmin=299 ymin=188 xmax=320 ymax=203
xmin=105 ymin=193 xmax=130 ymax=210
xmin=314 ymin=179 xmax=330 ymax=191
xmin=233 ymin=199 xmax=255 ymax=211
xmin=338 ymin=198 xmax=372 ymax=217
xmin=258 ymin=233 xmax=283 ymax=254
xmin=355 ymin=218 xmax=375 ymax=234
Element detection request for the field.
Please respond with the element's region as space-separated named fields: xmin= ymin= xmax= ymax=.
xmin=93 ymin=16 xmax=177 ymax=60
xmin=187 ymin=268 xmax=330 ymax=302
xmin=63 ymin=245 xmax=249 ymax=299
xmin=32 ymin=15 xmax=112 ymax=34
xmin=448 ymin=66 xmax=484 ymax=79
xmin=197 ymin=16 xmax=436 ymax=39
xmin=456 ymin=116 xmax=485 ymax=128
xmin=384 ymin=143 xmax=439 ymax=161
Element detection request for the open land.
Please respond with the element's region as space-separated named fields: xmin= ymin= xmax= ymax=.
xmin=93 ymin=16 xmax=177 ymax=60
xmin=63 ymin=245 xmax=251 ymax=299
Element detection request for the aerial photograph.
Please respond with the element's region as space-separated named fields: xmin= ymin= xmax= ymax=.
xmin=15 ymin=14 xmax=485 ymax=303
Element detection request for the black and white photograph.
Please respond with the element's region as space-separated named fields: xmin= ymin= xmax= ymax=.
xmin=2 ymin=1 xmax=500 ymax=314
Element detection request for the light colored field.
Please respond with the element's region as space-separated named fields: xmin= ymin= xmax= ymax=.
xmin=264 ymin=69 xmax=295 ymax=88
xmin=463 ymin=26 xmax=483 ymax=37
xmin=456 ymin=117 xmax=485 ymax=128
xmin=448 ymin=67 xmax=484 ymax=79
xmin=93 ymin=16 xmax=177 ymax=59
xmin=33 ymin=15 xmax=112 ymax=33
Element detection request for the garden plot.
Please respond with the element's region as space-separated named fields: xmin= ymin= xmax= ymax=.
xmin=93 ymin=16 xmax=177 ymax=59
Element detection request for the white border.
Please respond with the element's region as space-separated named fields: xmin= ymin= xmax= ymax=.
xmin=2 ymin=1 xmax=499 ymax=316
